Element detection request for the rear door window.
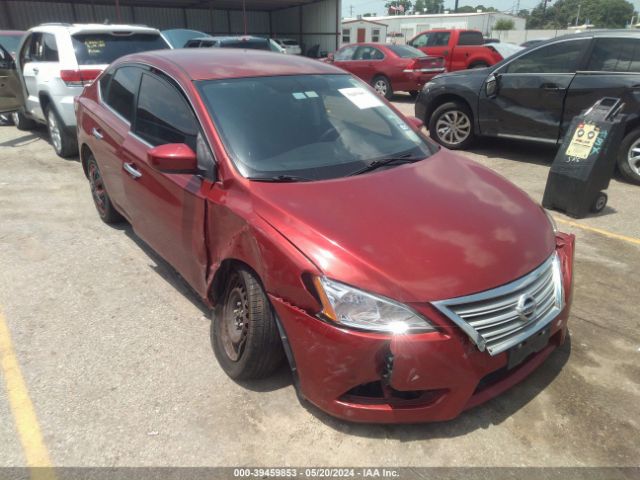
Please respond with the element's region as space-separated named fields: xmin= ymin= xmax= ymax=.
xmin=505 ymin=39 xmax=589 ymax=74
xmin=586 ymin=38 xmax=640 ymax=73
xmin=134 ymin=73 xmax=198 ymax=150
xmin=72 ymin=33 xmax=168 ymax=65
xmin=458 ymin=31 xmax=483 ymax=46
xmin=105 ymin=66 xmax=142 ymax=122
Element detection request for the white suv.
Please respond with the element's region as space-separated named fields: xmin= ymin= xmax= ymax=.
xmin=13 ymin=23 xmax=169 ymax=157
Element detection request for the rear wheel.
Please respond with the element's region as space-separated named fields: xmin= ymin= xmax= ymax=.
xmin=46 ymin=106 xmax=77 ymax=158
xmin=429 ymin=101 xmax=474 ymax=149
xmin=11 ymin=110 xmax=36 ymax=130
xmin=212 ymin=267 xmax=285 ymax=380
xmin=618 ymin=128 xmax=640 ymax=185
xmin=87 ymin=154 xmax=124 ymax=224
xmin=371 ymin=75 xmax=393 ymax=99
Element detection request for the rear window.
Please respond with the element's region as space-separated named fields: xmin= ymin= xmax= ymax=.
xmin=72 ymin=33 xmax=168 ymax=65
xmin=387 ymin=45 xmax=426 ymax=58
xmin=220 ymin=39 xmax=270 ymax=50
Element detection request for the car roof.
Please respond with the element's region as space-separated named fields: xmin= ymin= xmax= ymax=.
xmin=543 ymin=29 xmax=640 ymax=42
xmin=29 ymin=23 xmax=161 ymax=35
xmin=121 ymin=48 xmax=344 ymax=81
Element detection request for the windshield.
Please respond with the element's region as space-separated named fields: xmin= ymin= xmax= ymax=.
xmin=72 ymin=33 xmax=168 ymax=65
xmin=0 ymin=34 xmax=22 ymax=55
xmin=387 ymin=45 xmax=426 ymax=58
xmin=162 ymin=29 xmax=209 ymax=48
xmin=197 ymin=74 xmax=434 ymax=181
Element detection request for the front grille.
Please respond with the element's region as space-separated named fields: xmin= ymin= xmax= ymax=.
xmin=433 ymin=253 xmax=564 ymax=356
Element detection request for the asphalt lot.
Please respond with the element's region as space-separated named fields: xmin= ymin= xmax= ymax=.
xmin=0 ymin=97 xmax=639 ymax=470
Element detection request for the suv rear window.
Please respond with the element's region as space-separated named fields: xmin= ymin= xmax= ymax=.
xmin=72 ymin=33 xmax=167 ymax=65
xmin=220 ymin=39 xmax=270 ymax=50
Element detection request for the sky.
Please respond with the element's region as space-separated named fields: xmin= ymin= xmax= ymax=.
xmin=342 ymin=0 xmax=640 ymax=19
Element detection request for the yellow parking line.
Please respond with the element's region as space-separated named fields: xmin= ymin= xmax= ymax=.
xmin=0 ymin=309 xmax=56 ymax=480
xmin=554 ymin=217 xmax=640 ymax=246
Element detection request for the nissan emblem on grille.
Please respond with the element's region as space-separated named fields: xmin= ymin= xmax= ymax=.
xmin=515 ymin=294 xmax=537 ymax=322
xmin=432 ymin=253 xmax=564 ymax=356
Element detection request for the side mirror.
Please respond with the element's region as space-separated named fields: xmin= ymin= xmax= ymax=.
xmin=406 ymin=116 xmax=424 ymax=130
xmin=147 ymin=143 xmax=198 ymax=174
xmin=485 ymin=73 xmax=501 ymax=97
xmin=326 ymin=52 xmax=335 ymax=62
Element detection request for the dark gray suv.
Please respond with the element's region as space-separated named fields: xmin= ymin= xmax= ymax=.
xmin=415 ymin=30 xmax=640 ymax=184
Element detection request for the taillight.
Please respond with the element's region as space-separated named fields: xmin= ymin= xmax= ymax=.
xmin=60 ymin=69 xmax=102 ymax=86
xmin=403 ymin=56 xmax=445 ymax=73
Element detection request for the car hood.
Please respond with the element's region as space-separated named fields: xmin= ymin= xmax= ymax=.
xmin=251 ymin=149 xmax=555 ymax=303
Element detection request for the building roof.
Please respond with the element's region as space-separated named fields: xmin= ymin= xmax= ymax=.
xmin=342 ymin=19 xmax=388 ymax=27
xmin=343 ymin=12 xmax=521 ymax=22
xmin=122 ymin=48 xmax=342 ymax=81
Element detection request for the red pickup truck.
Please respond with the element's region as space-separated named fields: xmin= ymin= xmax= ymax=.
xmin=407 ymin=29 xmax=502 ymax=71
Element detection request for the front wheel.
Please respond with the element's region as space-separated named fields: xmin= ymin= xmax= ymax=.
xmin=212 ymin=268 xmax=285 ymax=380
xmin=617 ymin=128 xmax=640 ymax=185
xmin=371 ymin=75 xmax=393 ymax=99
xmin=46 ymin=106 xmax=77 ymax=158
xmin=12 ymin=110 xmax=37 ymax=130
xmin=428 ymin=101 xmax=475 ymax=149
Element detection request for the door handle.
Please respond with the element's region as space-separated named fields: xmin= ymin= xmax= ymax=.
xmin=541 ymin=83 xmax=565 ymax=91
xmin=32 ymin=68 xmax=39 ymax=74
xmin=91 ymin=127 xmax=103 ymax=140
xmin=123 ymin=162 xmax=142 ymax=179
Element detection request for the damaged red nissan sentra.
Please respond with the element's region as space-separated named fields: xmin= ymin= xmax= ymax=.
xmin=76 ymin=49 xmax=575 ymax=423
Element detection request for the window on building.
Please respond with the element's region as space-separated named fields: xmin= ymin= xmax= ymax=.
xmin=372 ymin=29 xmax=380 ymax=43
xmin=342 ymin=28 xmax=350 ymax=44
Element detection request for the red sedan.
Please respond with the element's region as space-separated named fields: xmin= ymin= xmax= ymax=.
xmin=326 ymin=43 xmax=445 ymax=98
xmin=75 ymin=49 xmax=574 ymax=423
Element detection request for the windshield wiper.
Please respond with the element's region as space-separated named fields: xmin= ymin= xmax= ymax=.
xmin=349 ymin=154 xmax=424 ymax=176
xmin=247 ymin=174 xmax=313 ymax=182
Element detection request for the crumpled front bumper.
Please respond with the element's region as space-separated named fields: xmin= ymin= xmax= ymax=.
xmin=271 ymin=234 xmax=575 ymax=424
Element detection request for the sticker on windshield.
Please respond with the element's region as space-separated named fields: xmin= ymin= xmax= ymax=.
xmin=338 ymin=87 xmax=384 ymax=109
xmin=305 ymin=91 xmax=318 ymax=98
xmin=292 ymin=92 xmax=306 ymax=100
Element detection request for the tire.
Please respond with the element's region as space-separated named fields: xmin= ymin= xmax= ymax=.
xmin=591 ymin=192 xmax=607 ymax=213
xmin=428 ymin=101 xmax=475 ymax=150
xmin=371 ymin=75 xmax=393 ymax=99
xmin=87 ymin=154 xmax=124 ymax=224
xmin=469 ymin=62 xmax=489 ymax=69
xmin=212 ymin=267 xmax=285 ymax=380
xmin=45 ymin=105 xmax=77 ymax=158
xmin=617 ymin=127 xmax=640 ymax=185
xmin=11 ymin=110 xmax=36 ymax=130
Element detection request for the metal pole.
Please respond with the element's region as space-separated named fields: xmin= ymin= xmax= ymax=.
xmin=243 ymin=0 xmax=247 ymax=34
xmin=115 ymin=0 xmax=122 ymax=23
xmin=575 ymin=3 xmax=581 ymax=26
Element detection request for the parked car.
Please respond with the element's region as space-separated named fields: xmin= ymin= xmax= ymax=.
xmin=0 ymin=30 xmax=25 ymax=58
xmin=0 ymin=30 xmax=24 ymax=125
xmin=162 ymin=28 xmax=211 ymax=48
xmin=10 ymin=23 xmax=169 ymax=157
xmin=407 ymin=29 xmax=503 ymax=71
xmin=184 ymin=35 xmax=270 ymax=50
xmin=69 ymin=48 xmax=575 ymax=423
xmin=415 ymin=30 xmax=640 ymax=184
xmin=326 ymin=43 xmax=445 ymax=98
xmin=271 ymin=38 xmax=302 ymax=55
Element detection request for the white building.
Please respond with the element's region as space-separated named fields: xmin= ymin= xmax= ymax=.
xmin=341 ymin=18 xmax=388 ymax=44
xmin=342 ymin=12 xmax=525 ymax=44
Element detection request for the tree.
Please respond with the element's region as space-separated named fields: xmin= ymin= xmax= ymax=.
xmin=385 ymin=0 xmax=413 ymax=14
xmin=526 ymin=0 xmax=634 ymax=29
xmin=424 ymin=0 xmax=444 ymax=13
xmin=494 ymin=18 xmax=515 ymax=30
xmin=413 ymin=0 xmax=426 ymax=13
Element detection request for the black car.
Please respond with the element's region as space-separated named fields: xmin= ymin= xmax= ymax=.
xmin=415 ymin=30 xmax=640 ymax=184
